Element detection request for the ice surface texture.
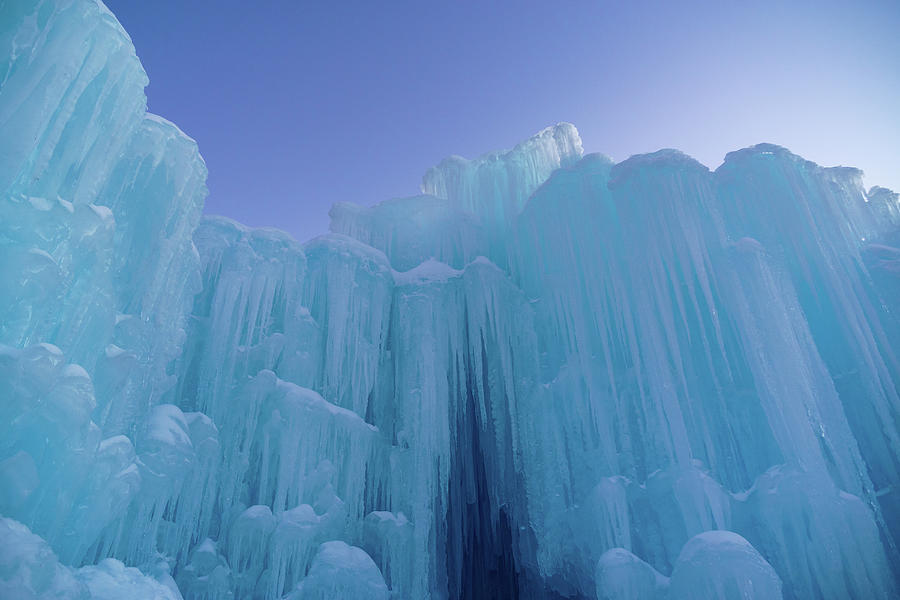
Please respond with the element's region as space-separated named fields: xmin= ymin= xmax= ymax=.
xmin=2 ymin=1 xmax=900 ymax=599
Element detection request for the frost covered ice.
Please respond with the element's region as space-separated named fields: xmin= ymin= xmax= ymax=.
xmin=3 ymin=1 xmax=900 ymax=599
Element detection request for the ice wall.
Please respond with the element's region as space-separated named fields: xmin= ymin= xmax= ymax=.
xmin=1 ymin=1 xmax=207 ymax=597
xmin=3 ymin=1 xmax=900 ymax=599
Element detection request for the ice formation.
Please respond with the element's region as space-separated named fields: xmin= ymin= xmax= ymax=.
xmin=2 ymin=1 xmax=900 ymax=599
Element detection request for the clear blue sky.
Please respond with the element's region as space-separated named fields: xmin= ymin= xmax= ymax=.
xmin=105 ymin=0 xmax=900 ymax=243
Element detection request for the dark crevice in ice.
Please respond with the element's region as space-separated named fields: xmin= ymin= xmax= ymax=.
xmin=445 ymin=343 xmax=520 ymax=600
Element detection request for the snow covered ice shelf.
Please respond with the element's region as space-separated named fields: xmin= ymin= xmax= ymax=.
xmin=3 ymin=1 xmax=900 ymax=598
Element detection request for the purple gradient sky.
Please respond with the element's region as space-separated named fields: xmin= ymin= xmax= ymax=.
xmin=105 ymin=0 xmax=900 ymax=243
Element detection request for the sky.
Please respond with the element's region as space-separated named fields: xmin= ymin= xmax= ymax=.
xmin=105 ymin=0 xmax=900 ymax=243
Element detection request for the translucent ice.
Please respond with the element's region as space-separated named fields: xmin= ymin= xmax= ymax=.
xmin=0 ymin=517 xmax=181 ymax=600
xmin=2 ymin=1 xmax=900 ymax=599
xmin=667 ymin=531 xmax=782 ymax=599
xmin=286 ymin=541 xmax=389 ymax=600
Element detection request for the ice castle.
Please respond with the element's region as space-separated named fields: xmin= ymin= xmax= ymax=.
xmin=2 ymin=1 xmax=900 ymax=598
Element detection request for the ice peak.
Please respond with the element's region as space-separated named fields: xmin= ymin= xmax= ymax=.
xmin=718 ymin=143 xmax=817 ymax=173
xmin=423 ymin=122 xmax=583 ymax=182
xmin=609 ymin=148 xmax=709 ymax=188
xmin=420 ymin=123 xmax=584 ymax=225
